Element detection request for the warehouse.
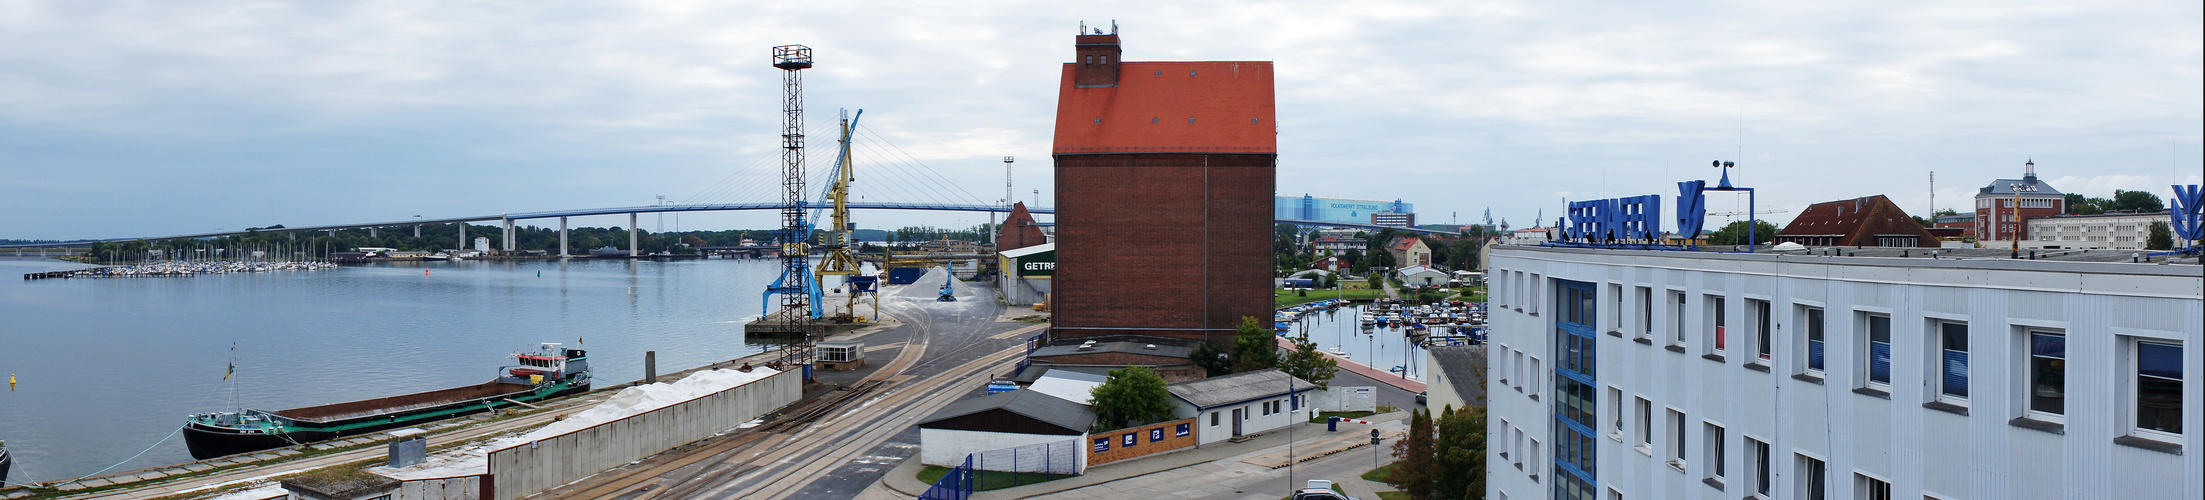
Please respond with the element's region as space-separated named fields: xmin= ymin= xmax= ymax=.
xmin=1050 ymin=30 xmax=1275 ymax=345
xmin=1485 ymin=244 xmax=2200 ymax=500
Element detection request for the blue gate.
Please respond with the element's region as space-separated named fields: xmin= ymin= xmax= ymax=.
xmin=920 ymin=454 xmax=975 ymax=500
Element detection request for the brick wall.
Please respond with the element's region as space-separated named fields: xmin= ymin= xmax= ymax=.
xmin=1086 ymin=417 xmax=1199 ymax=465
xmin=1052 ymin=153 xmax=1274 ymax=345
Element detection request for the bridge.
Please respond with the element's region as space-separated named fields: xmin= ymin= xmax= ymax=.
xmin=1 ymin=208 xmax=1454 ymax=255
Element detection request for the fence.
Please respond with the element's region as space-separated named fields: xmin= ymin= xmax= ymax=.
xmin=391 ymin=474 xmax=487 ymax=500
xmin=919 ymin=455 xmax=975 ymax=500
xmin=1311 ymin=386 xmax=1378 ymax=413
xmin=972 ymin=438 xmax=1083 ymax=475
xmin=1087 ymin=418 xmax=1198 ymax=466
xmin=484 ymin=369 xmax=801 ymax=500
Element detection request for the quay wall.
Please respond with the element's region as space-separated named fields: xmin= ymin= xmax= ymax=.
xmin=484 ymin=369 xmax=801 ymax=500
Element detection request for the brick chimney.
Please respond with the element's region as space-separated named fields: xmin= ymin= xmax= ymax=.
xmin=1074 ymin=33 xmax=1122 ymax=88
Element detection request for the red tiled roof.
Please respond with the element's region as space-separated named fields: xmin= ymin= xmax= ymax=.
xmin=1052 ymin=61 xmax=1276 ymax=154
xmin=1776 ymin=195 xmax=1937 ymax=246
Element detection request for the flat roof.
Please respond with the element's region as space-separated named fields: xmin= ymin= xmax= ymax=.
xmin=1497 ymin=244 xmax=2200 ymax=272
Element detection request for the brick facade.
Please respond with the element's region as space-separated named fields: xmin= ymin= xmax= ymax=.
xmin=1087 ymin=418 xmax=1199 ymax=465
xmin=1052 ymin=153 xmax=1275 ymax=344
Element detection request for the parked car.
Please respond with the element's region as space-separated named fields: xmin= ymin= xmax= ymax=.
xmin=1415 ymin=391 xmax=1428 ymax=405
xmin=1293 ymin=480 xmax=1362 ymax=500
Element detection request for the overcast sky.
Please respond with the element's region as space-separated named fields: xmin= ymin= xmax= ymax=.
xmin=3 ymin=0 xmax=2199 ymax=240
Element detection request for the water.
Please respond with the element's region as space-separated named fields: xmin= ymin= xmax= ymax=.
xmin=0 ymin=257 xmax=813 ymax=484
xmin=1278 ymin=303 xmax=1432 ymax=382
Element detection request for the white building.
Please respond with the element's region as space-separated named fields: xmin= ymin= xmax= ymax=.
xmin=1487 ymin=245 xmax=2201 ymax=500
xmin=2028 ymin=212 xmax=2172 ymax=250
xmin=1168 ymin=369 xmax=1318 ymax=446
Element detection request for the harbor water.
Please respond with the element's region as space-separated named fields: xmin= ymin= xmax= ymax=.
xmin=1276 ymin=302 xmax=1432 ymax=383
xmin=0 ymin=257 xmax=818 ymax=484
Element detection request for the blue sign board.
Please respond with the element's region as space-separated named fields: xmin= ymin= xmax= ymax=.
xmin=2171 ymin=184 xmax=2203 ymax=243
xmin=1566 ymin=195 xmax=1663 ymax=242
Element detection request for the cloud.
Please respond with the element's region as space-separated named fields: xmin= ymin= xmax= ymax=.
xmin=0 ymin=0 xmax=2198 ymax=238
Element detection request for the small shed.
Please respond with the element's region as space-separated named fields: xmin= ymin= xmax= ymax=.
xmin=919 ymin=389 xmax=1094 ymax=473
xmin=817 ymin=341 xmax=865 ymax=371
xmin=1167 ymin=369 xmax=1317 ymax=445
xmin=1396 ymin=265 xmax=1450 ymax=288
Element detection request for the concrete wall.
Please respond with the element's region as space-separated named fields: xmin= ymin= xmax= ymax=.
xmin=1311 ymin=386 xmax=1378 ymax=413
xmin=920 ymin=428 xmax=1085 ymax=470
xmin=485 ymin=369 xmax=801 ymax=500
xmin=393 ymin=475 xmax=484 ymax=500
xmin=1088 ymin=418 xmax=1198 ymax=465
xmin=1487 ymin=245 xmax=2204 ymax=500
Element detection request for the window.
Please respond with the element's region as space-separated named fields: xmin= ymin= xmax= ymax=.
xmin=1608 ymin=387 xmax=1625 ymax=439
xmin=1671 ymin=291 xmax=1688 ymax=346
xmin=1635 ymin=397 xmax=1652 ymax=448
xmin=1797 ymin=454 xmax=1827 ymax=500
xmin=1498 ymin=345 xmax=1511 ymax=386
xmin=1528 ymin=438 xmax=1541 ymax=479
xmin=1703 ymin=422 xmax=1726 ymax=484
xmin=1609 ymin=284 xmax=1624 ymax=332
xmin=1531 ymin=274 xmax=1543 ymax=315
xmin=1637 ymin=287 xmax=1653 ymax=339
xmin=1530 ymin=357 xmax=1543 ymax=396
xmin=1747 ymin=437 xmax=1771 ymax=497
xmin=1515 ymin=350 xmax=1527 ymax=391
xmin=1748 ymin=299 xmax=1772 ymax=362
xmin=2027 ymin=331 xmax=2066 ymax=420
xmin=1707 ymin=294 xmax=1727 ymax=354
xmin=1802 ymin=307 xmax=1827 ymax=374
xmin=1863 ymin=314 xmax=1892 ymax=389
xmin=1210 ymin=411 xmax=1219 ymax=426
xmin=1499 ymin=419 xmax=1512 ymax=458
xmin=1855 ymin=473 xmax=1891 ymax=500
xmin=1666 ymin=408 xmax=1687 ymax=469
xmin=1935 ymin=321 xmax=1969 ymax=403
xmin=1514 ymin=427 xmax=1526 ymax=467
xmin=2133 ymin=340 xmax=2184 ymax=439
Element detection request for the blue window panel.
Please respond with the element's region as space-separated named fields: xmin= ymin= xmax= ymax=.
xmin=2033 ymin=333 xmax=2065 ymax=358
xmin=1942 ymin=350 xmax=1969 ymax=398
xmin=2139 ymin=342 xmax=2183 ymax=379
xmin=1150 ymin=428 xmax=1165 ymax=442
xmin=1870 ymin=342 xmax=1892 ymax=384
xmin=1175 ymin=423 xmax=1191 ymax=437
xmin=1809 ymin=340 xmax=1826 ymax=371
xmin=1092 ymin=438 xmax=1109 ymax=452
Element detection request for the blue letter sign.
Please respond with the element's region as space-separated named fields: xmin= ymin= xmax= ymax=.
xmin=1676 ymin=180 xmax=1708 ymax=241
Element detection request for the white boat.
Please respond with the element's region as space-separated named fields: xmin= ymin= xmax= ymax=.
xmin=1328 ymin=346 xmax=1351 ymax=359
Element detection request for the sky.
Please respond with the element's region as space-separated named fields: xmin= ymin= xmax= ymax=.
xmin=2 ymin=0 xmax=2200 ymax=240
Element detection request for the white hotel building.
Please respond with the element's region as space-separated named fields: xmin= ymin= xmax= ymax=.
xmin=1486 ymin=245 xmax=2201 ymax=500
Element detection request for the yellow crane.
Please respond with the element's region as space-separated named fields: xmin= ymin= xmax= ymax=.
xmin=814 ymin=110 xmax=871 ymax=322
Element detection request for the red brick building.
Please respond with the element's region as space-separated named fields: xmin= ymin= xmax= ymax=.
xmin=1050 ymin=31 xmax=1276 ymax=345
xmin=1775 ymin=195 xmax=1939 ymax=247
xmin=996 ymin=202 xmax=1048 ymax=253
xmin=1972 ymin=160 xmax=2065 ymax=241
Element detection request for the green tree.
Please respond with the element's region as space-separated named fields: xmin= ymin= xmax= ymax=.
xmin=1087 ymin=365 xmax=1177 ymax=432
xmin=1708 ymin=220 xmax=1780 ymax=246
xmin=1384 ymin=409 xmax=1439 ymax=500
xmin=1190 ymin=341 xmax=1231 ymax=377
xmin=2146 ymin=221 xmax=2176 ymax=250
xmin=1280 ymin=338 xmax=1339 ymax=390
xmin=1433 ymin=405 xmax=1487 ymax=500
xmin=2110 ymin=190 xmax=2166 ymax=212
xmin=1230 ymin=317 xmax=1280 ymax=373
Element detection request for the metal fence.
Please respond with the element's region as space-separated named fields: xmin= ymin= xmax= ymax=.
xmin=971 ymin=438 xmax=1081 ymax=475
xmin=919 ymin=455 xmax=974 ymax=500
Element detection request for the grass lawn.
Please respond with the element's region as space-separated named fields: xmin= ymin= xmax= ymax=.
xmin=1308 ymin=410 xmax=1378 ymax=424
xmin=916 ymin=465 xmax=1075 ymax=491
xmin=1362 ymin=462 xmax=1411 ymax=499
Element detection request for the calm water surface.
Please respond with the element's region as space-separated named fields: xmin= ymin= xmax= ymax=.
xmin=1282 ymin=304 xmax=1431 ymax=382
xmin=0 ymin=257 xmax=803 ymax=483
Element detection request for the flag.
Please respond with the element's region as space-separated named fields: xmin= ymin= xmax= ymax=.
xmin=225 ymin=360 xmax=234 ymax=380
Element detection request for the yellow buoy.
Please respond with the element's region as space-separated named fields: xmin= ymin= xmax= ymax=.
xmin=9 ymin=374 xmax=16 ymax=391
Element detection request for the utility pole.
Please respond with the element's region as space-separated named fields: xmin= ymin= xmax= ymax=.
xmin=999 ymin=156 xmax=1014 ymax=242
xmin=657 ymin=194 xmax=666 ymax=233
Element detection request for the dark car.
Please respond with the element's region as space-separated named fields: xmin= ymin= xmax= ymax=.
xmin=1415 ymin=391 xmax=1427 ymax=405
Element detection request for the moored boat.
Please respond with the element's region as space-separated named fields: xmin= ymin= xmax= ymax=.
xmin=181 ymin=344 xmax=591 ymax=459
xmin=1 ymin=439 xmax=12 ymax=485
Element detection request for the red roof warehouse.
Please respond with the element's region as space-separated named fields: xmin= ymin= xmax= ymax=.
xmin=1050 ymin=31 xmax=1276 ymax=344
